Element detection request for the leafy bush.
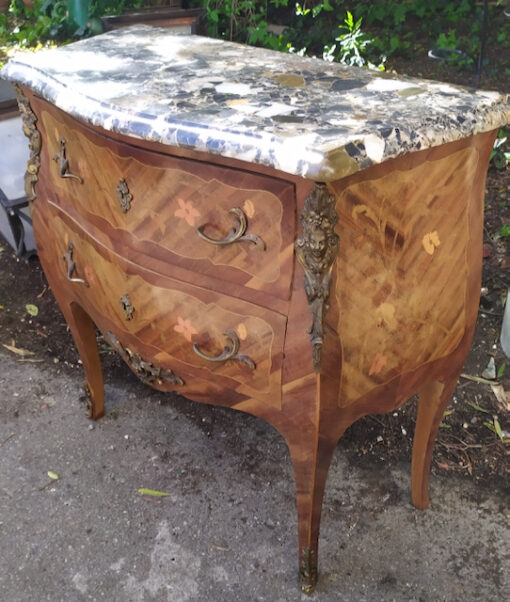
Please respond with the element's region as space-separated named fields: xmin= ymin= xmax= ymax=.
xmin=193 ymin=0 xmax=510 ymax=76
xmin=2 ymin=0 xmax=509 ymax=80
xmin=0 ymin=0 xmax=144 ymax=49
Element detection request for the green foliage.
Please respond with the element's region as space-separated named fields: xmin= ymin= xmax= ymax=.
xmin=431 ymin=28 xmax=474 ymax=69
xmin=193 ymin=0 xmax=509 ymax=78
xmin=490 ymin=128 xmax=510 ymax=170
xmin=334 ymin=11 xmax=372 ymax=67
xmin=322 ymin=10 xmax=385 ymax=69
xmin=5 ymin=1 xmax=73 ymax=46
xmin=483 ymin=416 xmax=509 ymax=443
xmin=2 ymin=0 xmax=510 ymax=83
xmin=0 ymin=0 xmax=144 ymax=49
xmin=499 ymin=224 xmax=510 ymax=239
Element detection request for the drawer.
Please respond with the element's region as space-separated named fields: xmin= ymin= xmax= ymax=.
xmin=36 ymin=103 xmax=296 ymax=302
xmin=39 ymin=209 xmax=285 ymax=409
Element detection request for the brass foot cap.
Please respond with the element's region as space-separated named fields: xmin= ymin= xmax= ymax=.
xmin=300 ymin=580 xmax=317 ymax=595
xmin=299 ymin=546 xmax=318 ymax=595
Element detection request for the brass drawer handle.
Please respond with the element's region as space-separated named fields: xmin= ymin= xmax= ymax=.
xmin=62 ymin=242 xmax=89 ymax=286
xmin=53 ymin=137 xmax=83 ymax=183
xmin=192 ymin=329 xmax=255 ymax=370
xmin=196 ymin=207 xmax=265 ymax=250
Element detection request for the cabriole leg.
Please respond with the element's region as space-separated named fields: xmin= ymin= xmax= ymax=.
xmin=411 ymin=372 xmax=460 ymax=509
xmin=286 ymin=429 xmax=339 ymax=594
xmin=62 ymin=301 xmax=104 ymax=420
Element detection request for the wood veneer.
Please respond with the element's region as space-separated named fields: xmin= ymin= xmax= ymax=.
xmin=21 ymin=87 xmax=497 ymax=593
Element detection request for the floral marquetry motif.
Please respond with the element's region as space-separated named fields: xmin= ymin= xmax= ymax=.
xmin=295 ymin=183 xmax=339 ymax=372
xmin=5 ymin=28 xmax=503 ymax=593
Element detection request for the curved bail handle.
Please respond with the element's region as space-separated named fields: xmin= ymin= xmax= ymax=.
xmin=192 ymin=329 xmax=255 ymax=370
xmin=62 ymin=242 xmax=89 ymax=286
xmin=53 ymin=137 xmax=83 ymax=183
xmin=196 ymin=207 xmax=265 ymax=250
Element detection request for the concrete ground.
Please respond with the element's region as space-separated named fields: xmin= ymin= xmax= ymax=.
xmin=0 ymin=348 xmax=508 ymax=602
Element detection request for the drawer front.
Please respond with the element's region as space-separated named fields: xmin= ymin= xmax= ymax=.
xmin=41 ymin=210 xmax=285 ymax=409
xmin=37 ymin=104 xmax=295 ymax=302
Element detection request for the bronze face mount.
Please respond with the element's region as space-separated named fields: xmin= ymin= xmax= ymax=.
xmin=295 ymin=182 xmax=339 ymax=373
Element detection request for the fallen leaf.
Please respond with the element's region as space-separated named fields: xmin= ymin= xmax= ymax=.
xmin=2 ymin=343 xmax=35 ymax=357
xmin=490 ymin=384 xmax=510 ymax=412
xmin=494 ymin=418 xmax=504 ymax=440
xmin=464 ymin=399 xmax=490 ymax=414
xmin=211 ymin=544 xmax=229 ymax=551
xmin=137 ymin=488 xmax=169 ymax=497
xmin=47 ymin=471 xmax=59 ymax=480
xmin=483 ymin=420 xmax=496 ymax=434
xmin=460 ymin=373 xmax=496 ymax=386
xmin=25 ymin=304 xmax=38 ymax=317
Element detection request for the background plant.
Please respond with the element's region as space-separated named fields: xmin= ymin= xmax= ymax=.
xmin=0 ymin=0 xmax=144 ymax=49
xmin=2 ymin=0 xmax=510 ymax=83
xmin=491 ymin=128 xmax=510 ymax=171
xmin=193 ymin=1 xmax=509 ymax=77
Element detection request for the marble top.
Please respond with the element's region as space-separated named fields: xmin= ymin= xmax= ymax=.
xmin=1 ymin=25 xmax=509 ymax=181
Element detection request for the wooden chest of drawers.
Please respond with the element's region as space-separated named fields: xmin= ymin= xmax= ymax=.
xmin=3 ymin=26 xmax=508 ymax=593
xmin=33 ymin=99 xmax=292 ymax=411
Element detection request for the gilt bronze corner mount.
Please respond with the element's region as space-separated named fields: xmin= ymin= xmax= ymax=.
xmin=104 ymin=331 xmax=184 ymax=387
xmin=13 ymin=84 xmax=41 ymax=201
xmin=295 ymin=182 xmax=339 ymax=372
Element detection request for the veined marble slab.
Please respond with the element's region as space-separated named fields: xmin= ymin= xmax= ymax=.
xmin=1 ymin=25 xmax=509 ymax=181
